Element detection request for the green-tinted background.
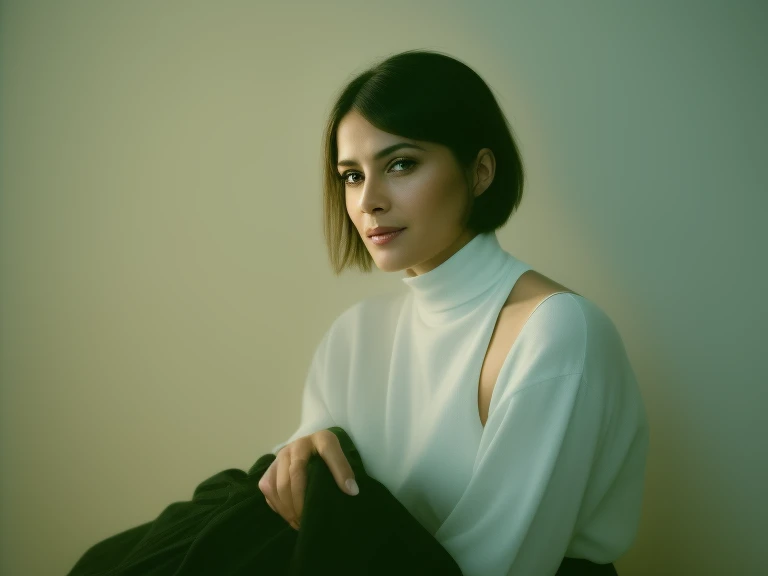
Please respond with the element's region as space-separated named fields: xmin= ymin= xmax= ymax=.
xmin=1 ymin=1 xmax=765 ymax=574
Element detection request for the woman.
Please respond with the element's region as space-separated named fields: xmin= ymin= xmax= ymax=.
xmin=262 ymin=49 xmax=650 ymax=576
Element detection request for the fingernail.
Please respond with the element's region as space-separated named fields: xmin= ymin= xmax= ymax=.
xmin=346 ymin=478 xmax=359 ymax=495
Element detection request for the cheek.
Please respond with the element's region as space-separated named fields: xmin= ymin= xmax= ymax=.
xmin=404 ymin=184 xmax=463 ymax=220
xmin=345 ymin=198 xmax=364 ymax=233
xmin=404 ymin=167 xmax=465 ymax=216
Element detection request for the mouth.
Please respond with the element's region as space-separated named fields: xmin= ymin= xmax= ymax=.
xmin=366 ymin=227 xmax=406 ymax=238
xmin=368 ymin=228 xmax=406 ymax=245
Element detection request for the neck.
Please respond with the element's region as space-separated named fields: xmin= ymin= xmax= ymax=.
xmin=401 ymin=231 xmax=515 ymax=324
xmin=405 ymin=230 xmax=478 ymax=277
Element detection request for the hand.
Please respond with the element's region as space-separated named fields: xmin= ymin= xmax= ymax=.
xmin=258 ymin=429 xmax=359 ymax=530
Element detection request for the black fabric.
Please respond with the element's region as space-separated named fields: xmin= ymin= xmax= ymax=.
xmin=67 ymin=427 xmax=618 ymax=576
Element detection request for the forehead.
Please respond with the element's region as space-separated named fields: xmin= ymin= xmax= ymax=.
xmin=336 ymin=110 xmax=428 ymax=157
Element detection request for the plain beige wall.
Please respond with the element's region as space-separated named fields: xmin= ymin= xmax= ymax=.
xmin=1 ymin=1 xmax=765 ymax=574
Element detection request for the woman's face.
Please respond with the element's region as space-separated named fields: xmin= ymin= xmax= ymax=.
xmin=337 ymin=109 xmax=494 ymax=277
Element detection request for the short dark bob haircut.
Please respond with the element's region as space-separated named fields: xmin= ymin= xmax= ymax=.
xmin=322 ymin=49 xmax=525 ymax=275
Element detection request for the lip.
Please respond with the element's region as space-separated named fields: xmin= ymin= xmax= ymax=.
xmin=368 ymin=228 xmax=405 ymax=246
xmin=366 ymin=226 xmax=406 ymax=237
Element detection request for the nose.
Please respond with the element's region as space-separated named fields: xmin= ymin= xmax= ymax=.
xmin=356 ymin=177 xmax=390 ymax=215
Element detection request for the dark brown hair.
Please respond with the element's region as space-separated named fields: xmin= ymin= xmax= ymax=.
xmin=322 ymin=49 xmax=525 ymax=275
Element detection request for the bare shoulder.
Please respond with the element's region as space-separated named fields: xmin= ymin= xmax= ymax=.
xmin=504 ymin=270 xmax=580 ymax=309
xmin=486 ymin=269 xmax=581 ymax=367
xmin=494 ymin=269 xmax=582 ymax=350
xmin=477 ymin=270 xmax=581 ymax=426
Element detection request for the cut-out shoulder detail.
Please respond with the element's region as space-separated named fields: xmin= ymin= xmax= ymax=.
xmin=477 ymin=271 xmax=579 ymax=427
xmin=506 ymin=270 xmax=580 ymax=305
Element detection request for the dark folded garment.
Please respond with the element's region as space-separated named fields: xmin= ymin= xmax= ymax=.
xmin=67 ymin=427 xmax=617 ymax=576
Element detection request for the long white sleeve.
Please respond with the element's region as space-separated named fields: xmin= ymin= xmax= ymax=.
xmin=440 ymin=373 xmax=601 ymax=575
xmin=270 ymin=329 xmax=337 ymax=456
xmin=433 ymin=302 xmax=648 ymax=576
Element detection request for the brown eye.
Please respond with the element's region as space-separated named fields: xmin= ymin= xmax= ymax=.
xmin=339 ymin=171 xmax=362 ymax=185
xmin=339 ymin=158 xmax=416 ymax=187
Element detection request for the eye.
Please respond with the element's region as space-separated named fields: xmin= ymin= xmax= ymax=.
xmin=338 ymin=158 xmax=416 ymax=187
xmin=390 ymin=158 xmax=415 ymax=173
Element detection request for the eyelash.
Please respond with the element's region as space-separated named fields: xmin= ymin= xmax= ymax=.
xmin=338 ymin=158 xmax=416 ymax=186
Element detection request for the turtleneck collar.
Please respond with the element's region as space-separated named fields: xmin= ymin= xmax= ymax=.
xmin=401 ymin=231 xmax=513 ymax=320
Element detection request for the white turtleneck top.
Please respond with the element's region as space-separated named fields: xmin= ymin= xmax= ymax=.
xmin=271 ymin=231 xmax=649 ymax=576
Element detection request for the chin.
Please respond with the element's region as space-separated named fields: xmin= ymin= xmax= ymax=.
xmin=370 ymin=255 xmax=410 ymax=273
xmin=372 ymin=260 xmax=405 ymax=273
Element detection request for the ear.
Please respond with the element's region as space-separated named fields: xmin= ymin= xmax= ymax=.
xmin=471 ymin=148 xmax=496 ymax=197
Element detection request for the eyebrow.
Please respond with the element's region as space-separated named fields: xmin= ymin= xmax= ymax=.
xmin=337 ymin=142 xmax=426 ymax=168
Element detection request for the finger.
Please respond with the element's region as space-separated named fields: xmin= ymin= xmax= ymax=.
xmin=275 ymin=451 xmax=297 ymax=525
xmin=289 ymin=442 xmax=313 ymax=522
xmin=262 ymin=457 xmax=291 ymax=523
xmin=258 ymin=460 xmax=278 ymax=502
xmin=265 ymin=497 xmax=277 ymax=514
xmin=313 ymin=431 xmax=358 ymax=496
